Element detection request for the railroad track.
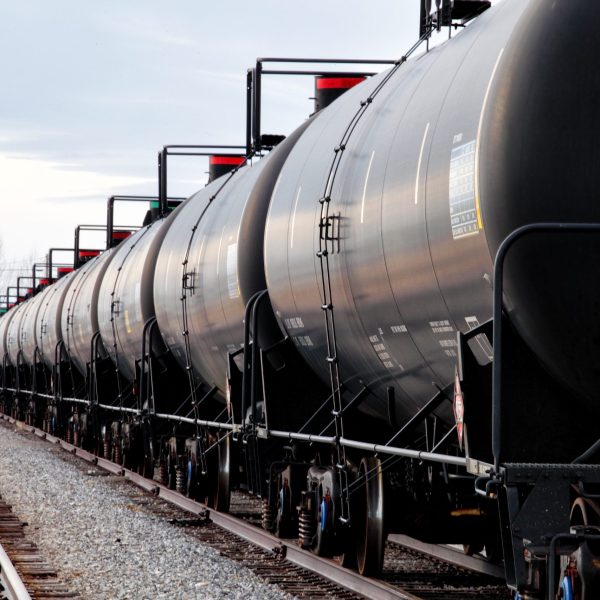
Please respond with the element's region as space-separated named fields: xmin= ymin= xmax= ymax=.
xmin=0 ymin=540 xmax=31 ymax=600
xmin=0 ymin=494 xmax=78 ymax=600
xmin=0 ymin=415 xmax=510 ymax=599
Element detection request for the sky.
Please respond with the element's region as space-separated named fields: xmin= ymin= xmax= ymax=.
xmin=0 ymin=0 xmax=501 ymax=286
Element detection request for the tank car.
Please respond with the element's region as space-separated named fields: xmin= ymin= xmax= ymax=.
xmin=2 ymin=1 xmax=600 ymax=597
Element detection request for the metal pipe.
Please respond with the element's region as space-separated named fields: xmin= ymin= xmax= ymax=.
xmin=257 ymin=57 xmax=396 ymax=64
xmin=157 ymin=145 xmax=246 ymax=217
xmin=253 ymin=64 xmax=261 ymax=153
xmin=60 ymin=397 xmax=91 ymax=406
xmin=160 ymin=148 xmax=167 ymax=217
xmin=241 ymin=290 xmax=264 ymax=427
xmin=154 ymin=413 xmax=234 ymax=430
xmin=106 ymin=196 xmax=184 ymax=248
xmin=53 ymin=339 xmax=64 ymax=403
xmin=98 ymin=403 xmax=139 ymax=414
xmin=246 ymin=69 xmax=253 ymax=155
xmin=250 ymin=290 xmax=268 ymax=431
xmin=340 ymin=437 xmax=467 ymax=467
xmin=88 ymin=331 xmax=102 ymax=407
xmin=163 ymin=145 xmax=246 ymax=150
xmin=47 ymin=247 xmax=74 ymax=280
xmin=16 ymin=276 xmax=33 ymax=301
xmin=261 ymin=69 xmax=376 ymax=77
xmin=74 ymin=225 xmax=81 ymax=268
xmin=106 ymin=196 xmax=115 ymax=249
xmin=74 ymin=224 xmax=107 ymax=269
xmin=492 ymin=223 xmax=600 ymax=472
xmin=139 ymin=317 xmax=157 ymax=414
xmin=268 ymin=430 xmax=337 ymax=445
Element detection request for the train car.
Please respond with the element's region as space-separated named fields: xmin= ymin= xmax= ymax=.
xmin=1 ymin=1 xmax=600 ymax=597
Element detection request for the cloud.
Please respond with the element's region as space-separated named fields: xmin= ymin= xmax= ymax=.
xmin=98 ymin=9 xmax=202 ymax=51
xmin=0 ymin=154 xmax=151 ymax=201
xmin=0 ymin=154 xmax=152 ymax=262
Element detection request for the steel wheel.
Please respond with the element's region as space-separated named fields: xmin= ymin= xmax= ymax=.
xmin=209 ymin=434 xmax=231 ymax=512
xmin=313 ymin=483 xmax=334 ymax=557
xmin=355 ymin=457 xmax=385 ymax=576
xmin=553 ymin=498 xmax=600 ymax=599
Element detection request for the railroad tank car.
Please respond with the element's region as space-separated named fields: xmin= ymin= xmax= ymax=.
xmin=17 ymin=290 xmax=45 ymax=366
xmin=36 ymin=271 xmax=76 ymax=369
xmin=95 ymin=221 xmax=163 ymax=383
xmin=62 ymin=249 xmax=116 ymax=377
xmin=265 ymin=0 xmax=600 ymax=429
xmin=2 ymin=1 xmax=600 ymax=598
xmin=5 ymin=302 xmax=26 ymax=368
xmin=0 ymin=306 xmax=19 ymax=368
xmin=153 ymin=123 xmax=310 ymax=398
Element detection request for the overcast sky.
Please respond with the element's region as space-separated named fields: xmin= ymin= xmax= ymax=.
xmin=0 ymin=1 xmax=499 ymax=282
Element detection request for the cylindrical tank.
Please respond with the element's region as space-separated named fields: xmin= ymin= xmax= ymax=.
xmin=264 ymin=0 xmax=600 ymax=424
xmin=6 ymin=302 xmax=27 ymax=367
xmin=478 ymin=0 xmax=600 ymax=403
xmin=62 ymin=249 xmax=116 ymax=376
xmin=18 ymin=290 xmax=46 ymax=366
xmin=37 ymin=271 xmax=77 ymax=369
xmin=0 ymin=307 xmax=20 ymax=367
xmin=97 ymin=219 xmax=169 ymax=382
xmin=154 ymin=123 xmax=310 ymax=398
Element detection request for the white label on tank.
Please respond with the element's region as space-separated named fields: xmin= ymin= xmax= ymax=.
xmin=369 ymin=335 xmax=403 ymax=371
xmin=284 ymin=317 xmax=305 ymax=330
xmin=439 ymin=339 xmax=457 ymax=348
xmin=391 ymin=325 xmax=407 ymax=334
xmin=429 ymin=320 xmax=454 ymax=334
xmin=226 ymin=243 xmax=239 ymax=299
xmin=449 ymin=140 xmax=479 ymax=239
xmin=294 ymin=335 xmax=314 ymax=347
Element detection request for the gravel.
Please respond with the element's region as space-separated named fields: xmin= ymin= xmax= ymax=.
xmin=0 ymin=421 xmax=294 ymax=600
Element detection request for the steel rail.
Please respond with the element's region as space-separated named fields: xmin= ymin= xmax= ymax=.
xmin=2 ymin=415 xmax=415 ymax=600
xmin=388 ymin=534 xmax=505 ymax=580
xmin=0 ymin=542 xmax=32 ymax=600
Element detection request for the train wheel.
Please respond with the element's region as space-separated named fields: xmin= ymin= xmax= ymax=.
xmin=208 ymin=434 xmax=231 ymax=512
xmin=273 ymin=475 xmax=292 ymax=537
xmin=275 ymin=465 xmax=304 ymax=538
xmin=559 ymin=498 xmax=600 ymax=599
xmin=313 ymin=483 xmax=334 ymax=557
xmin=355 ymin=457 xmax=385 ymax=576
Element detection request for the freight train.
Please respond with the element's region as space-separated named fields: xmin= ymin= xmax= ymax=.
xmin=2 ymin=0 xmax=600 ymax=597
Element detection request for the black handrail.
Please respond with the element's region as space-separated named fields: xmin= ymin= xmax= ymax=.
xmin=492 ymin=222 xmax=600 ymax=472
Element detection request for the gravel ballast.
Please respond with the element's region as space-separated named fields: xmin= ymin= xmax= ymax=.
xmin=0 ymin=421 xmax=293 ymax=600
